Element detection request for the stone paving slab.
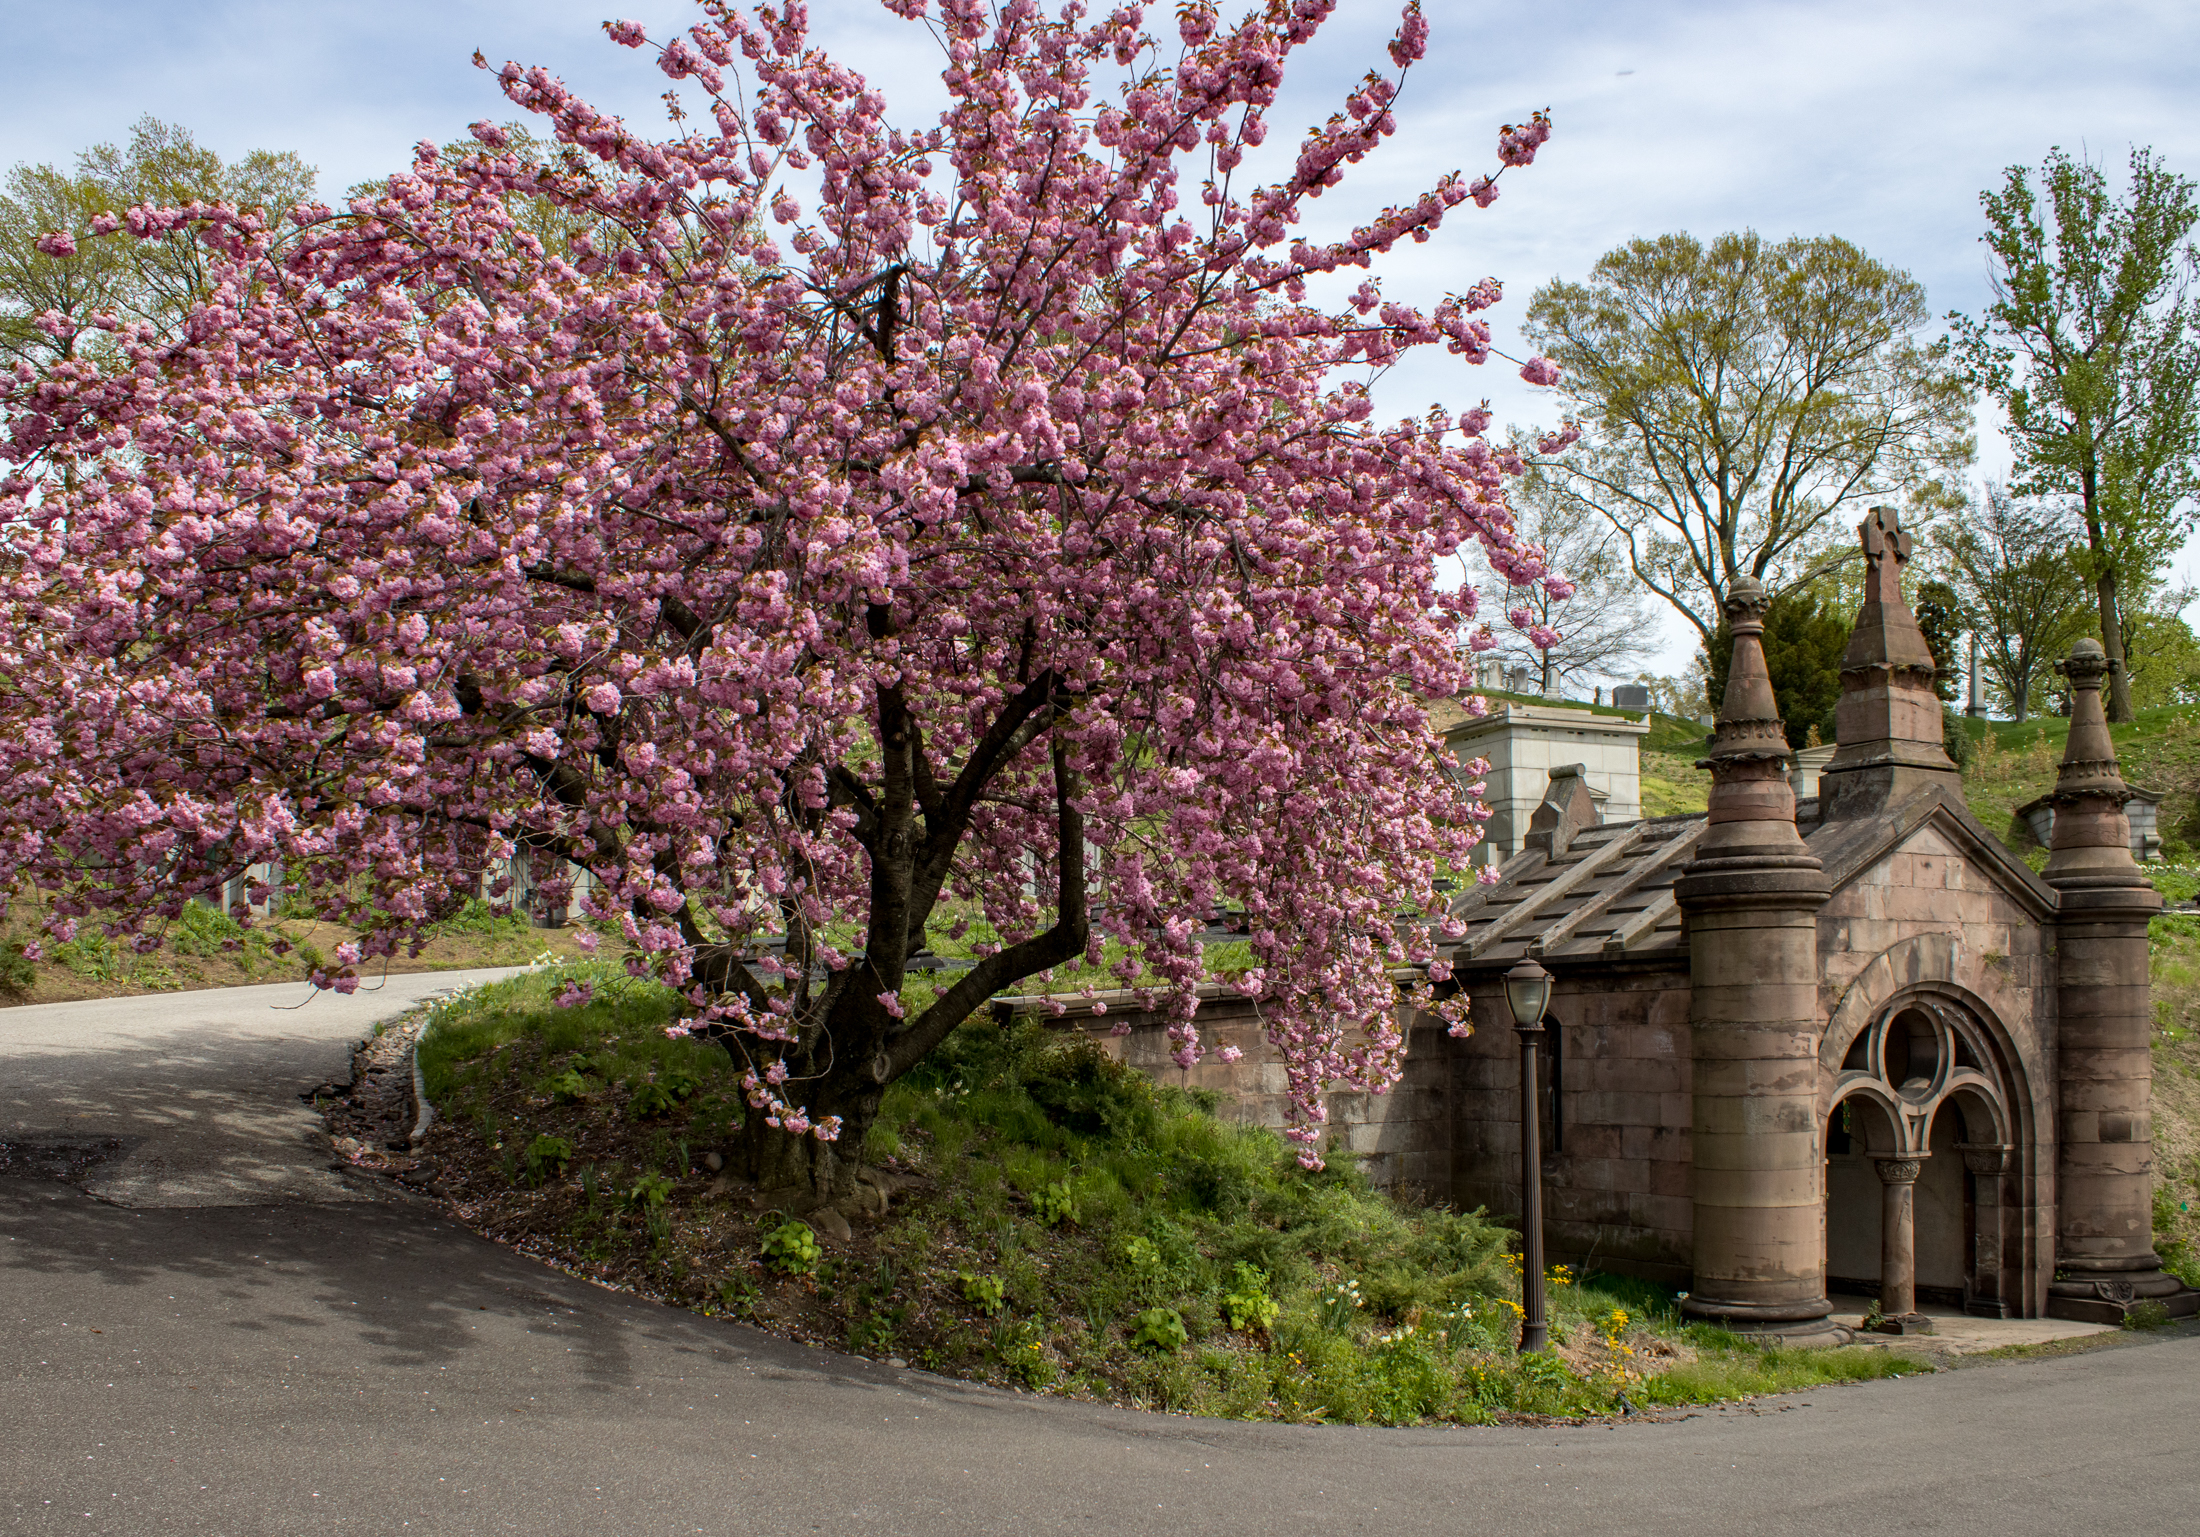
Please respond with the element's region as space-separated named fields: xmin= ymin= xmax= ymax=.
xmin=1832 ymin=1302 xmax=2117 ymax=1354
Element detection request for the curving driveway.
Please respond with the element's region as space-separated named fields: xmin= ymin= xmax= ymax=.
xmin=5 ymin=980 xmax=2199 ymax=1535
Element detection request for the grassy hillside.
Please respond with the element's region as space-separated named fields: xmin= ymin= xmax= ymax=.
xmin=0 ymin=893 xmax=605 ymax=1006
xmin=1958 ymin=704 xmax=2200 ymax=869
xmin=1620 ymin=701 xmax=2200 ymax=864
xmin=403 ymin=965 xmax=1919 ymax=1423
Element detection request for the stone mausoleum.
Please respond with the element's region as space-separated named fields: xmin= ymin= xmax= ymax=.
xmin=1023 ymin=508 xmax=2197 ymax=1337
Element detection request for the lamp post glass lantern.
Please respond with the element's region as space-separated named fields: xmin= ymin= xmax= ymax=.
xmin=1504 ymin=958 xmax=1553 ymax=1353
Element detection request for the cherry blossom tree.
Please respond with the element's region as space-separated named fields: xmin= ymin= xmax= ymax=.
xmin=0 ymin=0 xmax=1563 ymax=1192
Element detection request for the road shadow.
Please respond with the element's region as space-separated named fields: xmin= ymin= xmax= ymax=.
xmin=0 ymin=1174 xmax=892 ymax=1401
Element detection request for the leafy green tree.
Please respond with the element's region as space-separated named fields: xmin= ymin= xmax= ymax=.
xmin=0 ymin=163 xmax=137 ymax=371
xmin=0 ymin=117 xmax=314 ymax=373
xmin=1912 ymin=579 xmax=1964 ymax=705
xmin=2123 ymin=603 xmax=2200 ymax=709
xmin=1951 ymin=146 xmax=2200 ymax=722
xmin=365 ymin=120 xmax=627 ymax=266
xmin=1704 ymin=583 xmax=1851 ymax=750
xmin=1523 ymin=230 xmax=1974 ymax=650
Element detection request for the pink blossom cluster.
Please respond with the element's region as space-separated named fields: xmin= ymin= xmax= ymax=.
xmin=0 ymin=0 xmax=1559 ymax=1164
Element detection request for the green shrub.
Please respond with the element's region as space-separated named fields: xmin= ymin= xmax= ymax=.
xmin=624 ymin=1171 xmax=675 ymax=1211
xmin=714 ymin=1273 xmax=759 ymax=1316
xmin=0 ymin=939 xmax=34 ymax=995
xmin=542 ymin=1069 xmax=590 ymax=1103
xmin=628 ymin=1081 xmax=678 ymax=1119
xmin=1518 ymin=1350 xmax=1574 ymax=1390
xmin=957 ymin=1270 xmax=1007 ymax=1315
xmin=761 ymin=1219 xmax=822 ymax=1276
xmin=1031 ymin=1179 xmax=1078 ymax=1227
xmin=1131 ymin=1307 xmax=1189 ymax=1354
xmin=1019 ymin=1035 xmax=1159 ymax=1141
xmin=1221 ymin=1263 xmax=1279 ymax=1335
xmin=523 ymin=1134 xmax=575 ymax=1182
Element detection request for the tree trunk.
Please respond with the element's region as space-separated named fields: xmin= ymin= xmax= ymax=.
xmin=2097 ymin=567 xmax=2135 ymax=722
xmin=734 ymin=1058 xmax=880 ymax=1205
xmin=2081 ymin=488 xmax=2136 ymax=724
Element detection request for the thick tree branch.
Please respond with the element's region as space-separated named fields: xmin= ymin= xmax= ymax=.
xmin=883 ymin=735 xmax=1085 ymax=1080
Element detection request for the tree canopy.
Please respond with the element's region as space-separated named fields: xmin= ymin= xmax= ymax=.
xmin=1475 ymin=444 xmax=1652 ymax=697
xmin=0 ymin=116 xmax=314 ymax=373
xmin=1951 ymin=145 xmax=2200 ymax=721
xmin=1933 ymin=484 xmax=2090 ymax=721
xmin=0 ymin=0 xmax=1565 ymax=1188
xmin=1523 ymin=230 xmax=1973 ymax=647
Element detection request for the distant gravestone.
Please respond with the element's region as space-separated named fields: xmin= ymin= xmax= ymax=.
xmin=1611 ymin=684 xmax=1651 ymax=712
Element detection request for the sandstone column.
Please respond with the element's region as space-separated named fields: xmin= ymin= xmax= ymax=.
xmin=2045 ymin=640 xmax=2197 ymax=1322
xmin=1677 ymin=577 xmax=1843 ymax=1343
xmin=1872 ymin=1156 xmax=1933 ymax=1334
xmin=1960 ymin=1142 xmax=2013 ymax=1319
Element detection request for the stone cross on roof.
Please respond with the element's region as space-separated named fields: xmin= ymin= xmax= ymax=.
xmin=1820 ymin=505 xmax=1957 ymax=817
xmin=1861 ymin=504 xmax=1912 ymax=605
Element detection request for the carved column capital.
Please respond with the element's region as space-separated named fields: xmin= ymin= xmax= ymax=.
xmin=1874 ymin=1156 xmax=1924 ymax=1185
xmin=1959 ymin=1143 xmax=2012 ymax=1177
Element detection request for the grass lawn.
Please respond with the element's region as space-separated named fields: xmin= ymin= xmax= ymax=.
xmin=406 ymin=963 xmax=1921 ymax=1424
xmin=1958 ymin=704 xmax=2200 ymax=868
xmin=0 ymin=894 xmax=606 ymax=1006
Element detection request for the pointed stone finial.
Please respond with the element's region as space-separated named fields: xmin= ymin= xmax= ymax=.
xmin=1675 ymin=585 xmax=1834 ymax=1347
xmin=2044 ymin=639 xmax=2148 ymax=886
xmin=1708 ymin=576 xmax=1784 ymax=750
xmin=1819 ymin=506 xmax=1959 ymax=820
xmin=1699 ymin=576 xmax=1806 ymax=843
xmin=2041 ymin=636 xmax=2176 ymax=1323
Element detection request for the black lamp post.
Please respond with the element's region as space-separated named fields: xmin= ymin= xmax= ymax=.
xmin=1504 ymin=956 xmax=1554 ymax=1353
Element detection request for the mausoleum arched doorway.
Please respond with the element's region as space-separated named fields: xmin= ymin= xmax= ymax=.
xmin=1823 ymin=996 xmax=2022 ymax=1325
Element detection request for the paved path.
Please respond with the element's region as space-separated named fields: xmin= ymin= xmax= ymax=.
xmin=4 ymin=983 xmax=2199 ymax=1535
xmin=0 ymin=971 xmax=523 ymax=1207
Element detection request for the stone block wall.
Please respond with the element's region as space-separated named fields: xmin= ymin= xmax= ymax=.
xmin=1448 ymin=966 xmax=1696 ymax=1283
xmin=1027 ymin=996 xmax=1454 ymax=1196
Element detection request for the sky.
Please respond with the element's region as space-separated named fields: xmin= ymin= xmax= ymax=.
xmin=5 ymin=0 xmax=2197 ymax=682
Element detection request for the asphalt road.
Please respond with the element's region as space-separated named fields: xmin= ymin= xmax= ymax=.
xmin=0 ymin=970 xmax=526 ymax=1207
xmin=5 ymin=980 xmax=2199 ymax=1535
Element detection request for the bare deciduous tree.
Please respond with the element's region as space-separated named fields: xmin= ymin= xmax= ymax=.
xmin=1934 ymin=484 xmax=2089 ymax=722
xmin=1474 ymin=451 xmax=1654 ymax=697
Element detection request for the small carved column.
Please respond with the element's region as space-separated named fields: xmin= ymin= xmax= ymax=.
xmin=1873 ymin=1156 xmax=1934 ymax=1334
xmin=1960 ymin=1143 xmax=2013 ymax=1319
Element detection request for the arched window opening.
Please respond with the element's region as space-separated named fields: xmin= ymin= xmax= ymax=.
xmin=1885 ymin=1008 xmax=1938 ymax=1087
